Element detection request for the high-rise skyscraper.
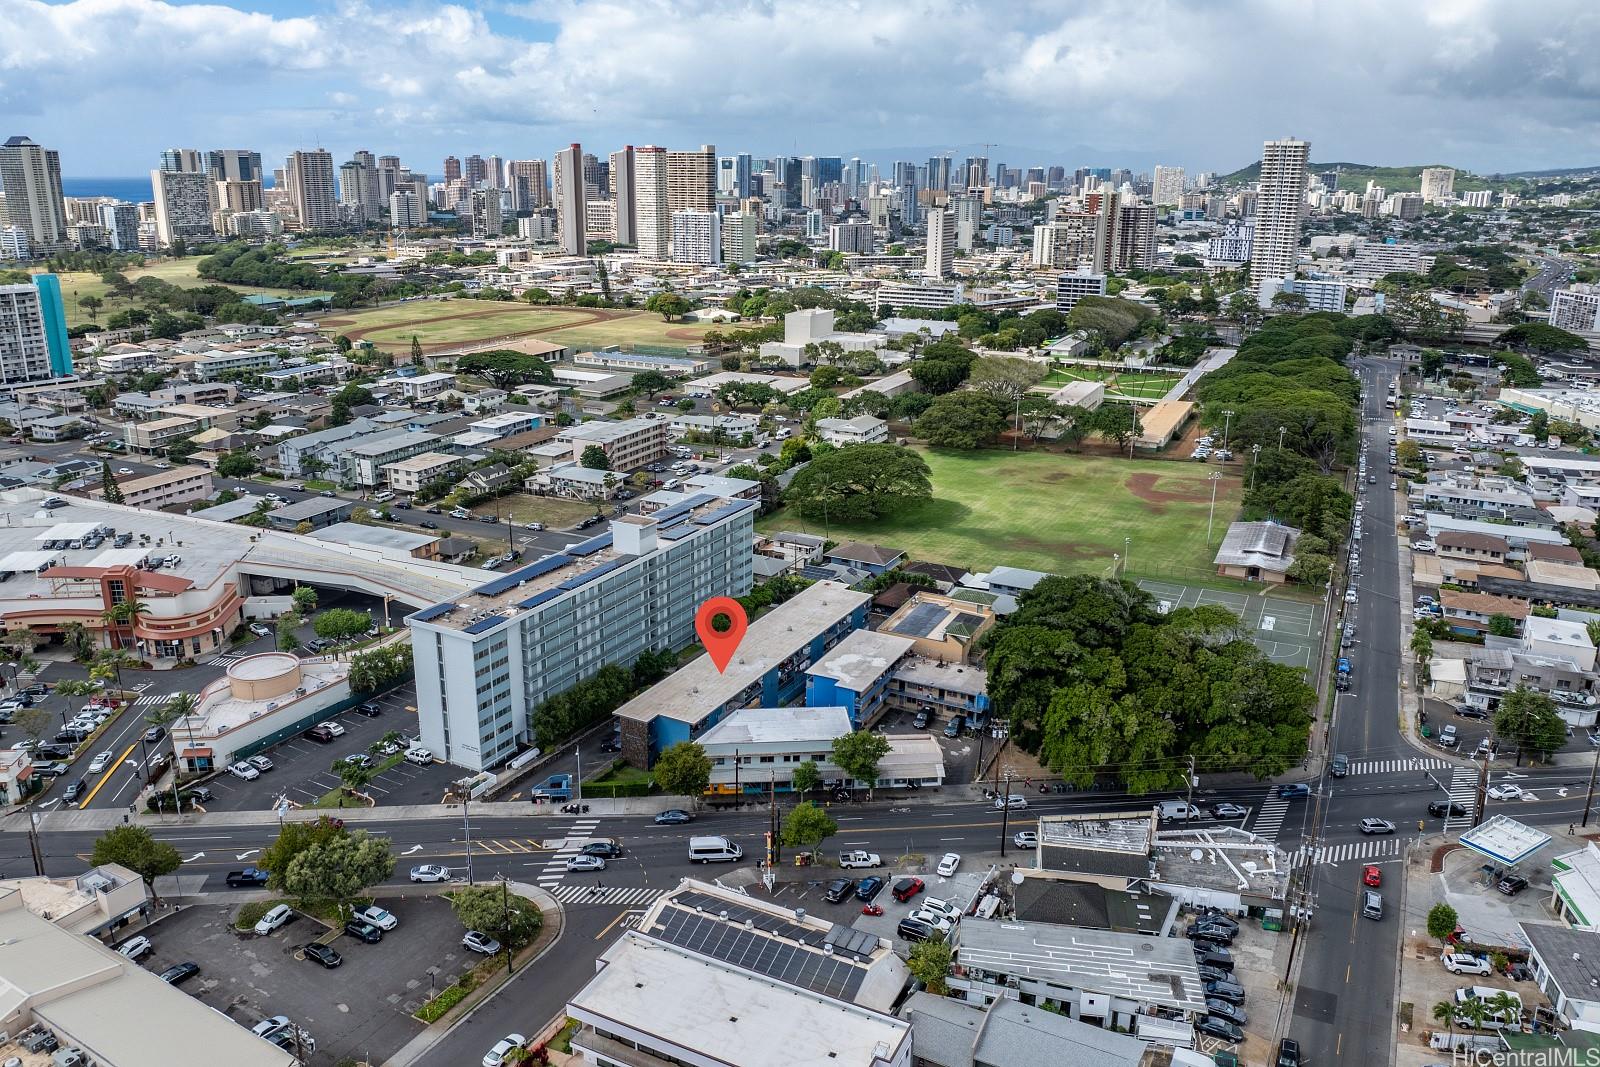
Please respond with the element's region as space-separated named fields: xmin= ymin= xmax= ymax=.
xmin=206 ymin=149 xmax=262 ymax=182
xmin=0 ymin=136 xmax=68 ymax=256
xmin=717 ymin=154 xmax=752 ymax=199
xmin=159 ymin=148 xmax=203 ymax=173
xmin=286 ymin=149 xmax=339 ymax=232
xmin=484 ymin=155 xmax=506 ymax=190
xmin=1249 ymin=137 xmax=1310 ymax=294
xmin=927 ymin=156 xmax=952 ymax=194
xmin=553 ymin=144 xmax=587 ymax=255
xmin=633 ymin=146 xmax=670 ymax=260
xmin=1152 ymin=165 xmax=1185 ymax=207
xmin=777 ymin=157 xmax=802 ymax=209
xmin=0 ymin=275 xmax=72 ymax=381
xmin=339 ymin=151 xmax=381 ymax=223
xmin=214 ymin=179 xmax=264 ymax=217
xmin=721 ymin=211 xmax=758 ymax=264
xmin=464 ymin=154 xmax=487 ymax=188
xmin=610 ymin=147 xmax=636 ymax=246
xmin=150 ymin=168 xmax=215 ymax=245
xmin=390 ymin=190 xmax=423 ymax=230
xmin=375 ymin=155 xmax=402 ymax=201
xmin=1420 ymin=167 xmax=1456 ymax=203
xmin=670 ymin=211 xmax=720 ymax=265
xmin=924 ymin=207 xmax=955 ymax=278
xmin=667 ymin=146 xmax=716 ymax=215
xmin=507 ymin=160 xmax=548 ymax=211
xmin=964 ymin=156 xmax=989 ymax=190
xmin=817 ymin=157 xmax=843 ymax=188
xmin=98 ymin=202 xmax=140 ymax=250
xmin=470 ymin=188 xmax=502 ymax=237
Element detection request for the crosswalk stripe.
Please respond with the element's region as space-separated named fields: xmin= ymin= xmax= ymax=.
xmin=132 ymin=693 xmax=182 ymax=707
xmin=1348 ymin=757 xmax=1452 ymax=776
xmin=1292 ymin=837 xmax=1401 ymax=867
xmin=544 ymin=885 xmax=663 ymax=906
xmin=1251 ymin=797 xmax=1291 ymax=839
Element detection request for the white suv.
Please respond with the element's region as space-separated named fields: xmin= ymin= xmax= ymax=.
xmin=1442 ymin=953 xmax=1492 ymax=976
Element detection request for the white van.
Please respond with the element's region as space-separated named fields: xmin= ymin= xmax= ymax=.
xmin=1157 ymin=800 xmax=1202 ymax=821
xmin=688 ymin=835 xmax=743 ymax=863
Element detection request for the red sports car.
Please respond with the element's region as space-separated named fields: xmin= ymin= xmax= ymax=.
xmin=1362 ymin=865 xmax=1382 ymax=888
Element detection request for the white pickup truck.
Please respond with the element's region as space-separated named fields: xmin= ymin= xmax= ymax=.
xmin=838 ymin=850 xmax=882 ymax=869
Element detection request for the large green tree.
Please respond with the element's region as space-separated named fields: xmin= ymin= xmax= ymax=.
xmin=831 ymin=730 xmax=892 ymax=789
xmin=907 ymin=938 xmax=953 ymax=994
xmin=1499 ymin=322 xmax=1586 ymax=356
xmin=279 ymin=831 xmax=395 ymax=919
xmin=313 ymin=607 xmax=372 ymax=643
xmin=456 ymin=350 xmax=556 ymax=390
xmin=580 ymin=444 xmax=611 ymax=470
xmin=450 ymin=884 xmax=544 ymax=952
xmin=652 ymin=741 xmax=712 ymax=799
xmin=783 ymin=444 xmax=932 ymax=523
xmin=780 ymin=801 xmax=838 ymax=854
xmin=91 ymin=825 xmax=182 ymax=901
xmin=913 ymin=392 xmax=1009 ymax=449
xmin=967 ymin=355 xmax=1047 ymax=403
xmin=1493 ymin=685 xmax=1567 ymax=762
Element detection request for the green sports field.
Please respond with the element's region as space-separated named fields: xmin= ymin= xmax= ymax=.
xmin=38 ymin=260 xmax=330 ymax=329
xmin=1040 ymin=365 xmax=1183 ymax=401
xmin=757 ymin=448 xmax=1243 ymax=582
xmin=320 ymin=299 xmax=722 ymax=353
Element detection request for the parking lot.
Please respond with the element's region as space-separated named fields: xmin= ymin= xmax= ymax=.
xmin=135 ymin=896 xmax=477 ymax=1065
xmin=875 ymin=702 xmax=1003 ymax=785
xmin=200 ymin=682 xmax=460 ymax=812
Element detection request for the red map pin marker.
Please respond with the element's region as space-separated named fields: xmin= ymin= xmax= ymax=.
xmin=695 ymin=597 xmax=748 ymax=673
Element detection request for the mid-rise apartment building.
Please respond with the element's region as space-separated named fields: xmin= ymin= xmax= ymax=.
xmin=558 ymin=417 xmax=667 ymax=470
xmin=721 ymin=211 xmax=758 ymax=264
xmin=150 ymin=168 xmax=215 ymax=246
xmin=1551 ymin=285 xmax=1600 ymax=334
xmin=1055 ymin=270 xmax=1108 ymax=312
xmin=669 ymin=210 xmax=720 ymax=265
xmin=410 ymin=504 xmax=755 ymax=769
xmin=0 ymin=276 xmax=71 ymax=382
xmin=102 ymin=465 xmax=214 ymax=509
xmin=829 ymin=221 xmax=874 ymax=254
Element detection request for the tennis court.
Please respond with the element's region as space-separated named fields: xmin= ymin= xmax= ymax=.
xmin=1135 ymin=579 xmax=1324 ymax=670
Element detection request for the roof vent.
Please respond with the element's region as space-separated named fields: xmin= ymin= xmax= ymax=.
xmin=718 ymin=910 xmax=728 ymax=921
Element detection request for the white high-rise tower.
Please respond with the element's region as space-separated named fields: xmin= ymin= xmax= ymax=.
xmin=1249 ymin=137 xmax=1310 ymax=295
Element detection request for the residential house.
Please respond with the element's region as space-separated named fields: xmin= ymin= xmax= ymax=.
xmin=1438 ymin=530 xmax=1511 ymax=565
xmin=815 ymin=415 xmax=889 ymax=446
xmin=899 ymin=993 xmax=1151 ymax=1067
xmin=1214 ymin=520 xmax=1301 ymax=583
xmin=804 ymin=629 xmax=916 ymax=727
xmin=877 ymin=591 xmax=996 ymax=664
xmin=382 ymin=452 xmax=465 ymax=494
xmin=1440 ymin=589 xmax=1530 ymax=636
xmin=264 ymin=497 xmax=354 ymax=531
xmin=824 ymin=541 xmax=907 ymax=576
xmin=461 ymin=463 xmax=515 ymax=495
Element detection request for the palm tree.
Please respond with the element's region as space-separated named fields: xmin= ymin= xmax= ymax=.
xmin=1432 ymin=1000 xmax=1457 ymax=1042
xmin=1487 ymin=991 xmax=1520 ymax=1028
xmin=150 ymin=692 xmax=197 ymax=774
xmin=1458 ymin=997 xmax=1490 ymax=1032
xmin=94 ymin=650 xmax=138 ymax=693
xmin=102 ymin=598 xmax=149 ymax=654
xmin=60 ymin=622 xmax=95 ymax=662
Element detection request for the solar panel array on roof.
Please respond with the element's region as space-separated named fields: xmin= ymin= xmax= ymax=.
xmin=462 ymin=613 xmax=509 ymax=635
xmin=893 ymin=601 xmax=948 ymax=639
xmin=798 ymin=565 xmax=836 ymax=581
xmin=649 ymin=493 xmax=717 ymax=525
xmin=565 ymin=533 xmax=612 ymax=557
xmin=474 ymin=554 xmax=574 ymax=597
xmin=410 ymin=602 xmax=456 ymax=622
xmin=557 ymin=556 xmax=629 ymax=592
xmin=692 ymin=501 xmax=756 ymax=526
xmin=651 ymin=906 xmax=868 ymax=1002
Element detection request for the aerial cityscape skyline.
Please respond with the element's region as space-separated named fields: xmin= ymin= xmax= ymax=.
xmin=5 ymin=0 xmax=1600 ymax=174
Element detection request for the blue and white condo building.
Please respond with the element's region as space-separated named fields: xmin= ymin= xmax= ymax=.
xmin=409 ymin=495 xmax=757 ymax=771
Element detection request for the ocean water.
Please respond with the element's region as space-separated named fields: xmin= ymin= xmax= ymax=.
xmin=62 ymin=175 xmax=282 ymax=201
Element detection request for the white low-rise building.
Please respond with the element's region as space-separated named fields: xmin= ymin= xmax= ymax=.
xmin=169 ymin=652 xmax=352 ymax=774
xmin=815 ymin=415 xmax=888 ymax=446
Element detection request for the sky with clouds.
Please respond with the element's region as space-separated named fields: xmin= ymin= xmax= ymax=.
xmin=4 ymin=0 xmax=1599 ymax=177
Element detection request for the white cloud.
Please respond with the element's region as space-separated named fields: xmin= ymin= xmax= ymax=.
xmin=1 ymin=0 xmax=1599 ymax=172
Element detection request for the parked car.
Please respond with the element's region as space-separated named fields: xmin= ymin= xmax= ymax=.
xmin=1211 ymin=802 xmax=1248 ymax=819
xmin=854 ymin=876 xmax=886 ymax=902
xmin=359 ymin=905 xmax=398 ymax=930
xmin=1277 ymin=1038 xmax=1303 ymax=1067
xmin=912 ymin=708 xmax=931 ymax=729
xmin=1442 ymin=952 xmax=1493 ymax=975
xmin=1187 ymin=923 xmax=1235 ymax=945
xmin=228 ymin=761 xmax=260 ymax=780
xmin=823 ymin=878 xmax=855 ymax=904
xmin=316 ymin=720 xmax=346 ymax=737
xmin=896 ymin=917 xmax=937 ymax=943
xmin=405 ymin=748 xmax=434 ymax=765
xmin=303 ymin=942 xmax=342 ymax=969
xmin=355 ymin=702 xmax=381 ymax=718
xmin=892 ymin=877 xmax=925 ymax=903
xmin=303 ymin=725 xmax=336 ymax=743
xmin=117 ymin=935 xmax=153 ymax=960
xmin=936 ymin=852 xmax=961 ymax=877
xmin=1013 ymin=831 xmax=1039 ymax=848
xmin=1497 ymin=875 xmax=1530 ymax=896
xmin=342 ymin=919 xmax=383 ymax=943
xmin=247 ymin=754 xmax=273 ymax=772
xmin=482 ymin=1034 xmax=528 ymax=1067
xmin=462 ymin=930 xmax=502 ymax=955
xmin=158 ymin=961 xmax=201 ymax=985
xmin=248 ymin=623 xmax=273 ymax=638
xmin=1204 ymin=979 xmax=1246 ymax=1003
xmin=1194 ymin=947 xmax=1234 ymax=971
xmin=1198 ymin=1016 xmax=1244 ymax=1043
xmin=1206 ymin=999 xmax=1247 ymax=1026
xmin=254 ymin=904 xmax=293 ymax=935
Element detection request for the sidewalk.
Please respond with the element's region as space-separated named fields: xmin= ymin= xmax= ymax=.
xmin=385 ymin=881 xmax=563 ymax=1067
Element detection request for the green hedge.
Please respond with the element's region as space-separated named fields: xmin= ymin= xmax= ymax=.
xmin=581 ymin=779 xmax=654 ymax=798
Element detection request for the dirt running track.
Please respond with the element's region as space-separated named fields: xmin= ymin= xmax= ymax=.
xmin=1124 ymin=471 xmax=1235 ymax=511
xmin=319 ymin=305 xmax=625 ymax=353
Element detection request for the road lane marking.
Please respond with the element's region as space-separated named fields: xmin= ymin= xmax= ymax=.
xmin=78 ymin=739 xmax=140 ymax=809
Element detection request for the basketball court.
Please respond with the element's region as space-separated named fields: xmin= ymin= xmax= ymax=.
xmin=1136 ymin=579 xmax=1324 ymax=670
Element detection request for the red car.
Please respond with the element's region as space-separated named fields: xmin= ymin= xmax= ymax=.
xmin=891 ymin=877 xmax=925 ymax=903
xmin=1362 ymin=865 xmax=1382 ymax=888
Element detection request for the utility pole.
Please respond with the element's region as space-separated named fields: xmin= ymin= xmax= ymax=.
xmin=574 ymin=744 xmax=582 ymax=803
xmin=28 ymin=812 xmax=44 ymax=876
xmin=998 ymin=770 xmax=1015 ymax=859
xmin=1583 ymin=740 xmax=1600 ymax=829
xmin=1185 ymin=755 xmax=1196 ymax=812
xmin=1473 ymin=749 xmax=1490 ymax=829
xmin=501 ymin=878 xmax=514 ymax=977
xmin=768 ymin=770 xmax=781 ymax=866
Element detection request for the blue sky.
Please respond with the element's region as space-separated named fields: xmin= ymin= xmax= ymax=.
xmin=4 ymin=0 xmax=1599 ymax=177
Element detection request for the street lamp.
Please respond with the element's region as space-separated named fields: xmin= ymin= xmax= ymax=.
xmin=1123 ymin=536 xmax=1131 ymax=577
xmin=1250 ymin=444 xmax=1262 ymax=491
xmin=1221 ymin=409 xmax=1235 ymax=453
xmin=1206 ymin=471 xmax=1224 ymax=544
xmin=1277 ymin=425 xmax=1287 ymax=451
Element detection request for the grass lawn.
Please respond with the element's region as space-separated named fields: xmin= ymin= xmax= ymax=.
xmin=38 ymin=259 xmax=330 ymax=328
xmin=540 ymin=313 xmax=718 ymax=353
xmin=360 ymin=310 xmax=590 ymax=347
xmin=474 ymin=494 xmax=598 ymax=530
xmin=757 ymin=448 xmax=1243 ymax=582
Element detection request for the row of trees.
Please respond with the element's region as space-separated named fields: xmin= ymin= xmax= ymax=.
xmin=529 ymin=649 xmax=676 ymax=749
xmin=985 ymin=575 xmax=1316 ymax=790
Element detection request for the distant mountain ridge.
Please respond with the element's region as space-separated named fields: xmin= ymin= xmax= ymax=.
xmin=1217 ymin=160 xmax=1507 ymax=193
